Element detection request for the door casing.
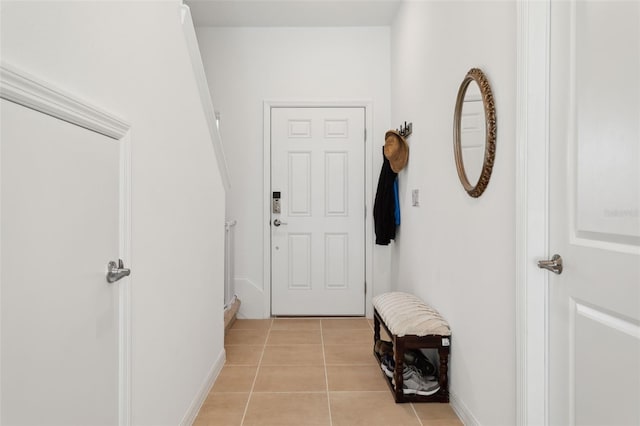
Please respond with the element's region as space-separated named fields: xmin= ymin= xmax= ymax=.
xmin=263 ymin=100 xmax=374 ymax=318
xmin=516 ymin=2 xmax=552 ymax=424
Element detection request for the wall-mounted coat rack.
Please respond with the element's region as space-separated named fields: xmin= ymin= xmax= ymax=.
xmin=397 ymin=121 xmax=413 ymax=138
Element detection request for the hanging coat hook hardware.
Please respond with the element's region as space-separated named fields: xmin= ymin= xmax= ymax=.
xmin=397 ymin=121 xmax=413 ymax=138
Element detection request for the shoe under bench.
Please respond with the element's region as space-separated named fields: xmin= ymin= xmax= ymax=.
xmin=372 ymin=295 xmax=451 ymax=403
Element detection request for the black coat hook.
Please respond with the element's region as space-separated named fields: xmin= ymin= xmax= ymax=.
xmin=397 ymin=122 xmax=412 ymax=138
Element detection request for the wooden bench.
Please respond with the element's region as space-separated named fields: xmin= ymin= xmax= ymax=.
xmin=372 ymin=292 xmax=451 ymax=403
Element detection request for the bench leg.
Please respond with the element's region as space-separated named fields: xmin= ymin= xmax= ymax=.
xmin=438 ymin=346 xmax=449 ymax=393
xmin=373 ymin=311 xmax=381 ymax=344
xmin=393 ymin=336 xmax=405 ymax=402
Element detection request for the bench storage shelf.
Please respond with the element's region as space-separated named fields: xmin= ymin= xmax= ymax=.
xmin=372 ymin=292 xmax=451 ymax=403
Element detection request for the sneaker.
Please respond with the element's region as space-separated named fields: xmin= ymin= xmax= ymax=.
xmin=391 ymin=366 xmax=440 ymax=396
xmin=399 ymin=365 xmax=440 ymax=396
xmin=380 ymin=354 xmax=395 ymax=378
xmin=382 ymin=353 xmax=436 ymax=382
xmin=404 ymin=350 xmax=436 ymax=377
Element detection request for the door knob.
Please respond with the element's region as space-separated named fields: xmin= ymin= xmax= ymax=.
xmin=537 ymin=254 xmax=563 ymax=275
xmin=273 ymin=218 xmax=288 ymax=227
xmin=107 ymin=259 xmax=131 ymax=283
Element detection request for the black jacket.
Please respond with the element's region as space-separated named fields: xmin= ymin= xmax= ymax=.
xmin=374 ymin=147 xmax=398 ymax=245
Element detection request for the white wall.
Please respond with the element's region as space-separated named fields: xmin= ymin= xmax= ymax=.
xmin=196 ymin=26 xmax=392 ymax=318
xmin=390 ymin=2 xmax=516 ymax=425
xmin=1 ymin=2 xmax=225 ymax=424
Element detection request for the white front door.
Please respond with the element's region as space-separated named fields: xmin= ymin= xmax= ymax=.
xmin=270 ymin=107 xmax=365 ymax=316
xmin=548 ymin=1 xmax=640 ymax=424
xmin=1 ymin=99 xmax=124 ymax=425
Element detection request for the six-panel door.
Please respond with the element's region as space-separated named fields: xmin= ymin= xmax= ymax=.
xmin=271 ymin=107 xmax=366 ymax=316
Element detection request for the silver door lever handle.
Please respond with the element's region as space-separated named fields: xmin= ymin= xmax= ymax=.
xmin=273 ymin=219 xmax=288 ymax=227
xmin=537 ymin=254 xmax=563 ymax=275
xmin=107 ymin=259 xmax=131 ymax=283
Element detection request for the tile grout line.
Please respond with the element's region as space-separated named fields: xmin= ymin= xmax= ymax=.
xmin=410 ymin=402 xmax=425 ymax=426
xmin=319 ymin=319 xmax=334 ymax=426
xmin=239 ymin=318 xmax=273 ymax=426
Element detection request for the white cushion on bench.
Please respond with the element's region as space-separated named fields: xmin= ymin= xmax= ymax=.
xmin=373 ymin=292 xmax=451 ymax=337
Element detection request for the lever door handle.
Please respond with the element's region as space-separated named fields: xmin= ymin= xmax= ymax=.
xmin=537 ymin=254 xmax=563 ymax=275
xmin=273 ymin=219 xmax=288 ymax=227
xmin=107 ymin=259 xmax=131 ymax=283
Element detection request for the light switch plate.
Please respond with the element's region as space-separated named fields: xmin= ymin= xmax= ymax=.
xmin=412 ymin=189 xmax=420 ymax=207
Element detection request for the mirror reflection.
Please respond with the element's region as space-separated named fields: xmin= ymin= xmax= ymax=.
xmin=459 ymin=81 xmax=486 ymax=185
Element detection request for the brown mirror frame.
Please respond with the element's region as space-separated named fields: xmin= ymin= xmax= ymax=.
xmin=453 ymin=68 xmax=497 ymax=198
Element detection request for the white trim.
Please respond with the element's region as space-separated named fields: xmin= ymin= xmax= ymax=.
xmin=568 ymin=298 xmax=577 ymax=426
xmin=0 ymin=61 xmax=133 ymax=425
xmin=450 ymin=390 xmax=480 ymax=426
xmin=570 ymin=235 xmax=640 ymax=255
xmin=180 ymin=4 xmax=231 ymax=191
xmin=0 ymin=89 xmax=3 ymax=426
xmin=118 ymin=132 xmax=133 ymax=426
xmin=0 ymin=62 xmax=129 ymax=140
xmin=516 ymin=1 xmax=551 ymax=426
xmin=179 ymin=349 xmax=226 ymax=426
xmin=576 ymin=302 xmax=640 ymax=340
xmin=263 ymin=100 xmax=374 ymax=318
xmin=364 ymin=104 xmax=374 ymax=318
xmin=263 ymin=105 xmax=272 ymax=318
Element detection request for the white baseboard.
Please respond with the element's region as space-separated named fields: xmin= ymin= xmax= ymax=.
xmin=180 ymin=348 xmax=226 ymax=426
xmin=450 ymin=390 xmax=480 ymax=426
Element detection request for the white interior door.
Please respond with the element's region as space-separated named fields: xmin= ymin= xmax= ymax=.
xmin=548 ymin=2 xmax=640 ymax=425
xmin=271 ymin=107 xmax=365 ymax=316
xmin=1 ymin=99 xmax=124 ymax=425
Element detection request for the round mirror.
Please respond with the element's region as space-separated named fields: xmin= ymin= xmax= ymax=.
xmin=453 ymin=68 xmax=496 ymax=198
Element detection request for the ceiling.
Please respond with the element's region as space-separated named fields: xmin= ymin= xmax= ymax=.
xmin=186 ymin=0 xmax=402 ymax=27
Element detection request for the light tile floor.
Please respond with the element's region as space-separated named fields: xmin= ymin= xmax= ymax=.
xmin=194 ymin=318 xmax=463 ymax=426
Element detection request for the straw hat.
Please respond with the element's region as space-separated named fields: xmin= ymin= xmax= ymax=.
xmin=384 ymin=130 xmax=409 ymax=173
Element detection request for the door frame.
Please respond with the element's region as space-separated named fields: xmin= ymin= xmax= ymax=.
xmin=0 ymin=62 xmax=133 ymax=425
xmin=263 ymin=100 xmax=374 ymax=317
xmin=515 ymin=2 xmax=551 ymax=425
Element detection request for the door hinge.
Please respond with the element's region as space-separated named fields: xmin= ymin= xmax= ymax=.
xmin=364 ymin=282 xmax=367 ymax=295
xmin=364 ymin=205 xmax=367 ymax=218
xmin=364 ymin=128 xmax=367 ymax=142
